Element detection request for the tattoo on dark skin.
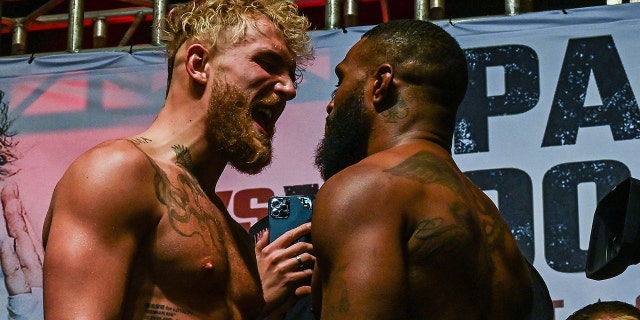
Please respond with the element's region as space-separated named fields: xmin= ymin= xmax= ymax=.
xmin=387 ymin=150 xmax=508 ymax=239
xmin=412 ymin=208 xmax=471 ymax=256
xmin=171 ymin=144 xmax=193 ymax=169
xmin=130 ymin=136 xmax=153 ymax=145
xmin=387 ymin=152 xmax=509 ymax=246
xmin=413 ymin=217 xmax=444 ymax=240
xmin=476 ymin=198 xmax=507 ymax=250
xmin=381 ymin=99 xmax=409 ymax=123
xmin=324 ymin=265 xmax=351 ymax=317
xmin=383 ymin=150 xmax=462 ymax=194
xmin=389 ymin=151 xmax=503 ymax=277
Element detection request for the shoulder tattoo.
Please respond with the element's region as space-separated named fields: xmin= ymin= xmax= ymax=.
xmin=143 ymin=154 xmax=221 ymax=246
xmin=383 ymin=150 xmax=461 ymax=194
xmin=393 ymin=152 xmax=509 ymax=252
xmin=412 ymin=204 xmax=470 ymax=251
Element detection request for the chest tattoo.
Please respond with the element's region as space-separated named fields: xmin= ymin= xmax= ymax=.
xmin=145 ymin=154 xmax=222 ymax=247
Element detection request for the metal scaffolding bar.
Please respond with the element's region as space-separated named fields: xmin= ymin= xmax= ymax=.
xmin=19 ymin=0 xmax=66 ymax=25
xmin=380 ymin=0 xmax=389 ymax=22
xmin=1 ymin=2 xmax=158 ymax=55
xmin=151 ymin=0 xmax=166 ymax=46
xmin=67 ymin=0 xmax=84 ymax=53
xmin=118 ymin=10 xmax=145 ymax=47
xmin=326 ymin=0 xmax=340 ymax=29
xmin=2 ymin=0 xmax=430 ymax=55
xmin=30 ymin=7 xmax=154 ymax=25
xmin=7 ymin=0 xmax=625 ymax=56
xmin=93 ymin=17 xmax=107 ymax=48
xmin=415 ymin=0 xmax=428 ymax=20
xmin=430 ymin=0 xmax=445 ymax=20
xmin=505 ymin=0 xmax=532 ymax=15
xmin=505 ymin=0 xmax=519 ymax=15
xmin=11 ymin=23 xmax=25 ymax=55
xmin=344 ymin=0 xmax=358 ymax=27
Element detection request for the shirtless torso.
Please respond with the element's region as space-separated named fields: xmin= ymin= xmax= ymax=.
xmin=42 ymin=1 xmax=313 ymax=318
xmin=43 ymin=140 xmax=263 ymax=319
xmin=312 ymin=142 xmax=534 ymax=319
xmin=312 ymin=18 xmax=536 ymax=320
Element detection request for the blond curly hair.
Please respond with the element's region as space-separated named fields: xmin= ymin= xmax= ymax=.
xmin=159 ymin=0 xmax=313 ymax=87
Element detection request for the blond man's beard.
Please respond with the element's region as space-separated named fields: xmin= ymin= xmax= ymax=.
xmin=206 ymin=79 xmax=273 ymax=174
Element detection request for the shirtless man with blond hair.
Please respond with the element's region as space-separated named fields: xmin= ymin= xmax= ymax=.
xmin=42 ymin=0 xmax=314 ymax=318
xmin=312 ymin=19 xmax=537 ymax=319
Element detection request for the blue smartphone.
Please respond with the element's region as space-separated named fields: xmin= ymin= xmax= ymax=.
xmin=268 ymin=195 xmax=313 ymax=244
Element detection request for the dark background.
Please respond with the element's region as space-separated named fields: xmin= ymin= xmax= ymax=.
xmin=0 ymin=0 xmax=608 ymax=56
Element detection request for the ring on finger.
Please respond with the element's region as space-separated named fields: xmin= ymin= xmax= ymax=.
xmin=295 ymin=254 xmax=304 ymax=269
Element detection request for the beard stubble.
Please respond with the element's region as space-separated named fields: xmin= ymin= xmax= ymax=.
xmin=205 ymin=79 xmax=274 ymax=175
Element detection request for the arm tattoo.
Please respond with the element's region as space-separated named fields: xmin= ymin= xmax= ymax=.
xmin=393 ymin=151 xmax=508 ymax=259
xmin=412 ymin=208 xmax=471 ymax=255
xmin=323 ymin=266 xmax=351 ymax=317
xmin=476 ymin=198 xmax=507 ymax=249
xmin=130 ymin=136 xmax=152 ymax=145
xmin=171 ymin=144 xmax=193 ymax=169
xmin=413 ymin=217 xmax=445 ymax=240
xmin=380 ymin=99 xmax=408 ymax=123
